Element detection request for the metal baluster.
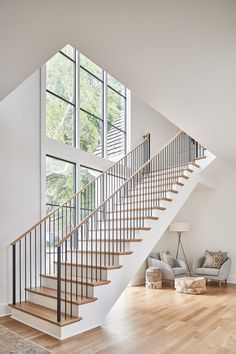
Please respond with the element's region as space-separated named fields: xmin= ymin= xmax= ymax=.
xmin=40 ymin=224 xmax=42 ymax=287
xmin=19 ymin=240 xmax=21 ymax=302
xmin=70 ymin=234 xmax=73 ymax=317
xmin=57 ymin=245 xmax=61 ymax=323
xmin=25 ymin=237 xmax=27 ymax=300
xmin=30 ymin=232 xmax=32 ymax=288
xmin=35 ymin=228 xmax=37 ymax=288
xmin=12 ymin=244 xmax=16 ymax=305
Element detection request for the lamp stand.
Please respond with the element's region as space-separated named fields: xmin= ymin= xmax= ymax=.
xmin=176 ymin=232 xmax=192 ymax=276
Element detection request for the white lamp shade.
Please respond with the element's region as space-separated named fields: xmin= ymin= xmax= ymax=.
xmin=169 ymin=222 xmax=190 ymax=232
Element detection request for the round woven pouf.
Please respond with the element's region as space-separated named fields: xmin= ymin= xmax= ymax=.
xmin=146 ymin=267 xmax=162 ymax=289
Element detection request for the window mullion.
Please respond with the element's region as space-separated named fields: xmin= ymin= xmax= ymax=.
xmin=76 ymin=50 xmax=80 ymax=149
xmin=103 ymin=71 xmax=107 ymax=158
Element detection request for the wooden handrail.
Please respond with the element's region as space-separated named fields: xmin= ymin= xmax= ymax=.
xmin=11 ymin=134 xmax=150 ymax=246
xmin=56 ymin=130 xmax=181 ymax=247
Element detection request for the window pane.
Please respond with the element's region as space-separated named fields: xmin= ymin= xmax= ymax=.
xmin=80 ymin=54 xmax=102 ymax=79
xmin=107 ymin=74 xmax=126 ymax=96
xmin=80 ymin=110 xmax=102 ymax=155
xmin=46 ymin=52 xmax=74 ymax=103
xmin=80 ymin=166 xmax=102 ymax=219
xmin=80 ymin=68 xmax=102 ymax=118
xmin=107 ymin=87 xmax=126 ymax=131
xmin=60 ymin=44 xmax=75 ymax=60
xmin=46 ymin=92 xmax=74 ymax=145
xmin=46 ymin=156 xmax=75 ymax=212
xmin=107 ymin=125 xmax=126 ymax=160
xmin=80 ymin=166 xmax=101 ymax=190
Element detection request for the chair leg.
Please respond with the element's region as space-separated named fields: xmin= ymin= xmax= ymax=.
xmin=219 ymin=281 xmax=222 ymax=288
xmin=225 ymin=279 xmax=227 ymax=284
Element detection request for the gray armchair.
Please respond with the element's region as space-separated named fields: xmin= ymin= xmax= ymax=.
xmin=147 ymin=251 xmax=188 ymax=286
xmin=192 ymin=253 xmax=231 ymax=287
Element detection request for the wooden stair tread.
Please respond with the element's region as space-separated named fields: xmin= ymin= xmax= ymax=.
xmin=143 ymin=173 xmax=192 ymax=183
xmin=70 ymin=250 xmax=133 ymax=255
xmin=144 ymin=166 xmax=193 ymax=176
xmin=88 ymin=238 xmax=143 ymax=242
xmin=98 ymin=216 xmax=159 ymax=222
xmin=9 ymin=302 xmax=81 ymax=326
xmin=194 ymin=156 xmax=206 ymax=161
xmin=141 ymin=175 xmax=189 ymax=183
xmin=55 ymin=262 xmax=122 ymax=270
xmin=41 ymin=274 xmax=111 ymax=286
xmin=143 ymin=168 xmax=193 ymax=178
xmin=89 ymin=227 xmax=151 ymax=231
xmin=26 ymin=287 xmax=97 ymax=305
xmin=134 ymin=182 xmax=184 ymax=188
xmin=126 ymin=189 xmax=178 ymax=198
xmin=110 ymin=206 xmax=166 ymax=213
xmin=190 ymin=162 xmax=200 ymax=168
xmin=116 ymin=197 xmax=173 ymax=205
xmin=85 ymin=238 xmax=143 ymax=242
xmin=161 ymin=197 xmax=173 ymax=202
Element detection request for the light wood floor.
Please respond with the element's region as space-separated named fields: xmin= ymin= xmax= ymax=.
xmin=1 ymin=283 xmax=236 ymax=353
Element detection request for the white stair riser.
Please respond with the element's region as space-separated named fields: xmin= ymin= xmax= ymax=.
xmin=27 ymin=291 xmax=79 ymax=316
xmin=106 ymin=209 xmax=162 ymax=218
xmin=60 ymin=265 xmax=108 ymax=280
xmin=127 ymin=184 xmax=182 ymax=196
xmin=41 ymin=277 xmax=95 ymax=297
xmin=143 ymin=166 xmax=193 ymax=176
xmin=121 ymin=191 xmax=177 ymax=202
xmin=114 ymin=200 xmax=173 ymax=209
xmin=76 ymin=241 xmax=132 ymax=252
xmin=52 ymin=252 xmax=120 ymax=265
xmin=136 ymin=176 xmax=186 ymax=189
xmin=98 ymin=220 xmax=151 ymax=228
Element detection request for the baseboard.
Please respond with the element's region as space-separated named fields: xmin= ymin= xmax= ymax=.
xmin=0 ymin=303 xmax=11 ymax=317
xmin=227 ymin=276 xmax=236 ymax=284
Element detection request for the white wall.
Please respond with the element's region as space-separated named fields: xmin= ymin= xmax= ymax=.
xmin=0 ymin=71 xmax=41 ymax=315
xmin=131 ymin=94 xmax=178 ymax=155
xmin=1 ymin=2 xmax=236 ymax=168
xmin=0 ymin=72 xmax=178 ymax=315
xmin=147 ymin=160 xmax=236 ymax=284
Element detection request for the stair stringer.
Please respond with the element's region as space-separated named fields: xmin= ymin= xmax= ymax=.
xmin=10 ymin=151 xmax=215 ymax=340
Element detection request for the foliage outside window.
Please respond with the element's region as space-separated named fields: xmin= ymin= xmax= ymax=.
xmin=79 ymin=166 xmax=102 ymax=219
xmin=46 ymin=45 xmax=127 ymax=159
xmin=46 ymin=45 xmax=76 ymax=146
xmin=46 ymin=156 xmax=75 ymax=213
xmin=44 ymin=45 xmax=128 ymax=215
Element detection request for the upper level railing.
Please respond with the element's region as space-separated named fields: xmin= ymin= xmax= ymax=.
xmin=53 ymin=130 xmax=205 ymax=322
xmin=11 ymin=133 xmax=150 ymax=304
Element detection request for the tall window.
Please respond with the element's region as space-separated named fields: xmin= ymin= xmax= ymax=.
xmin=46 ymin=156 xmax=75 ymax=213
xmin=107 ymin=74 xmax=126 ymax=159
xmin=45 ymin=44 xmax=128 ymax=159
xmin=44 ymin=45 xmax=129 ymax=214
xmin=79 ymin=165 xmax=102 ymax=219
xmin=80 ymin=55 xmax=103 ymax=155
xmin=46 ymin=45 xmax=76 ymax=146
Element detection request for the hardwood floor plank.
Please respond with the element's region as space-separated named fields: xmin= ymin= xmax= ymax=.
xmin=1 ymin=284 xmax=236 ymax=353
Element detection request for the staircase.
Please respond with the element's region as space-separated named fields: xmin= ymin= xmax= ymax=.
xmin=9 ymin=131 xmax=214 ymax=339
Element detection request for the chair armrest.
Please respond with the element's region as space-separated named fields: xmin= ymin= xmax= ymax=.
xmin=192 ymin=256 xmax=205 ymax=275
xmin=219 ymin=258 xmax=231 ymax=280
xmin=147 ymin=257 xmax=174 ymax=279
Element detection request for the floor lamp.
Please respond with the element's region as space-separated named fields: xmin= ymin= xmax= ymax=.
xmin=169 ymin=222 xmax=191 ymax=276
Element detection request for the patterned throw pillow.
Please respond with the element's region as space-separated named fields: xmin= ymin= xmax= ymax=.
xmin=160 ymin=251 xmax=175 ymax=267
xmin=203 ymin=250 xmax=223 ymax=269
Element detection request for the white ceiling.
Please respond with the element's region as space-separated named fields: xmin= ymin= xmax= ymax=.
xmin=1 ymin=0 xmax=236 ymax=166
